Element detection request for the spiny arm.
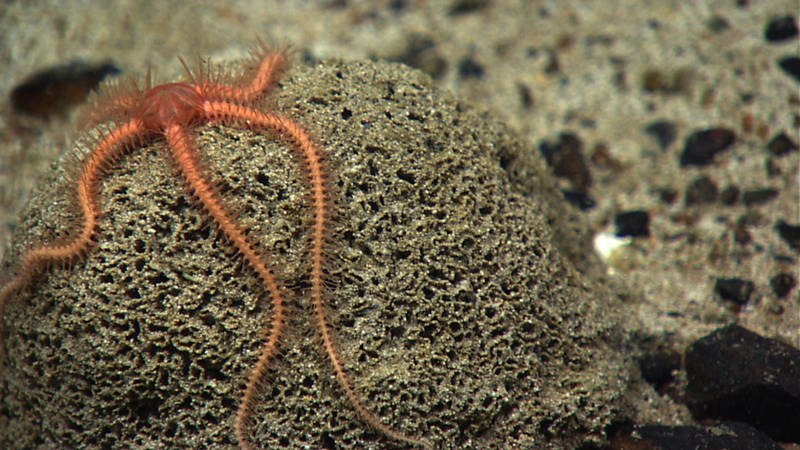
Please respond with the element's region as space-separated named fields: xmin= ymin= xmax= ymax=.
xmin=202 ymin=102 xmax=430 ymax=448
xmin=0 ymin=119 xmax=144 ymax=341
xmin=164 ymin=124 xmax=288 ymax=450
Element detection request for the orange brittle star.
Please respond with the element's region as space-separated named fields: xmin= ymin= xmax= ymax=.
xmin=0 ymin=42 xmax=428 ymax=448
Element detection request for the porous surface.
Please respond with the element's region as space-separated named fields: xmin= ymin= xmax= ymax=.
xmin=0 ymin=60 xmax=629 ymax=448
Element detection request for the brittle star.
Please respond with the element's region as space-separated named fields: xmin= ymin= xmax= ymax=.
xmin=0 ymin=42 xmax=428 ymax=448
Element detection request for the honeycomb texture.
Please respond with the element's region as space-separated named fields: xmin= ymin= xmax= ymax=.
xmin=0 ymin=59 xmax=629 ymax=448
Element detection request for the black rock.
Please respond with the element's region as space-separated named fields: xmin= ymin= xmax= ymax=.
xmin=685 ymin=324 xmax=800 ymax=443
xmin=612 ymin=422 xmax=782 ymax=450
xmin=765 ymin=15 xmax=798 ymax=42
xmin=742 ymin=188 xmax=779 ymax=206
xmin=770 ymin=273 xmax=796 ymax=298
xmin=561 ymin=190 xmax=595 ymax=210
xmin=707 ymin=15 xmax=731 ymax=34
xmin=615 ymin=210 xmax=650 ymax=237
xmin=685 ymin=176 xmax=718 ymax=205
xmin=714 ymin=278 xmax=755 ymax=305
xmin=644 ymin=120 xmax=678 ymax=150
xmin=658 ymin=187 xmax=678 ymax=205
xmin=775 ymin=220 xmax=800 ymax=250
xmin=778 ymin=56 xmax=800 ymax=83
xmin=458 ymin=57 xmax=485 ymax=79
xmin=680 ymin=128 xmax=736 ymax=166
xmin=767 ymin=132 xmax=798 ymax=156
xmin=448 ymin=0 xmax=489 ymax=15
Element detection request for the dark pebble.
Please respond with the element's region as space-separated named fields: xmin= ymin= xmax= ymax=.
xmin=775 ymin=220 xmax=800 ymax=250
xmin=615 ymin=210 xmax=650 ymax=237
xmin=719 ymin=185 xmax=740 ymax=205
xmin=770 ymin=272 xmax=796 ymax=298
xmin=765 ymin=15 xmax=798 ymax=42
xmin=642 ymin=69 xmax=667 ymax=92
xmin=539 ymin=133 xmax=592 ymax=190
xmin=742 ymin=188 xmax=779 ymax=206
xmin=458 ymin=57 xmax=485 ymax=79
xmin=517 ymin=82 xmax=534 ymax=108
xmin=641 ymin=69 xmax=692 ymax=94
xmin=10 ymin=60 xmax=120 ymax=118
xmin=644 ymin=119 xmax=678 ymax=150
xmin=714 ymin=278 xmax=755 ymax=305
xmin=561 ymin=190 xmax=595 ymax=210
xmin=680 ymin=128 xmax=736 ymax=166
xmin=685 ymin=176 xmax=718 ymax=205
xmin=658 ymin=187 xmax=678 ymax=205
xmin=389 ymin=0 xmax=407 ymax=11
xmin=778 ymin=56 xmax=800 ymax=83
xmin=767 ymin=132 xmax=798 ymax=156
xmin=707 ymin=15 xmax=731 ymax=34
xmin=611 ymin=422 xmax=782 ymax=450
xmin=448 ymin=0 xmax=489 ymax=15
xmin=685 ymin=324 xmax=800 ymax=443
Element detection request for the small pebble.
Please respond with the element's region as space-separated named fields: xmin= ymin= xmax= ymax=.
xmin=765 ymin=15 xmax=798 ymax=42
xmin=742 ymin=188 xmax=779 ymax=206
xmin=767 ymin=132 xmax=798 ymax=156
xmin=714 ymin=277 xmax=755 ymax=305
xmin=685 ymin=176 xmax=718 ymax=205
xmin=615 ymin=210 xmax=650 ymax=237
xmin=517 ymin=83 xmax=534 ymax=109
xmin=778 ymin=56 xmax=800 ymax=83
xmin=644 ymin=120 xmax=678 ymax=150
xmin=561 ymin=190 xmax=595 ymax=210
xmin=448 ymin=0 xmax=489 ymax=15
xmin=458 ymin=57 xmax=485 ymax=79
xmin=770 ymin=273 xmax=796 ymax=298
xmin=775 ymin=220 xmax=800 ymax=250
xmin=707 ymin=15 xmax=730 ymax=34
xmin=657 ymin=187 xmax=678 ymax=205
xmin=680 ymin=128 xmax=736 ymax=167
xmin=641 ymin=69 xmax=692 ymax=94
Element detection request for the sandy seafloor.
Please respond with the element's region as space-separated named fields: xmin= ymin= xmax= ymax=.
xmin=0 ymin=0 xmax=797 ymax=446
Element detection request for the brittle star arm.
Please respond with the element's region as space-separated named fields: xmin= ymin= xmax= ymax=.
xmin=202 ymin=101 xmax=430 ymax=448
xmin=163 ymin=124 xmax=287 ymax=449
xmin=0 ymin=119 xmax=145 ymax=328
xmin=233 ymin=49 xmax=288 ymax=104
xmin=196 ymin=47 xmax=288 ymax=105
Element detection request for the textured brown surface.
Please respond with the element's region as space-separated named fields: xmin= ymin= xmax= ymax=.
xmin=0 ymin=60 xmax=628 ymax=448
